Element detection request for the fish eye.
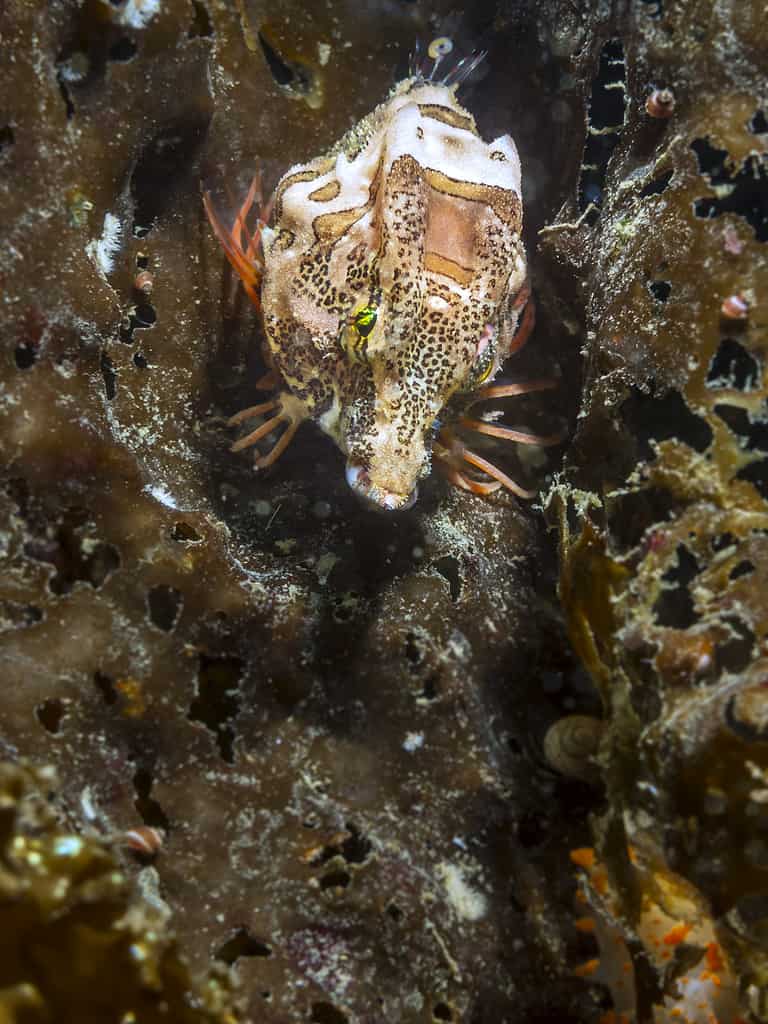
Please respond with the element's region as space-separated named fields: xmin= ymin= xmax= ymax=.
xmin=475 ymin=358 xmax=494 ymax=384
xmin=467 ymin=324 xmax=496 ymax=388
xmin=342 ymin=303 xmax=378 ymax=363
xmin=353 ymin=305 xmax=378 ymax=338
xmin=428 ymin=37 xmax=453 ymax=59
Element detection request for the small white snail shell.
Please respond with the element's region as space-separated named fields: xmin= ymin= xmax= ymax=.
xmin=124 ymin=826 xmax=163 ymax=856
xmin=543 ymin=715 xmax=604 ymax=782
xmin=133 ymin=270 xmax=154 ymax=295
xmin=645 ymin=88 xmax=675 ymax=118
xmin=720 ymin=294 xmax=749 ymax=320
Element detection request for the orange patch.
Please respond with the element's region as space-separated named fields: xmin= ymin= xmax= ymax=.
xmin=575 ymin=916 xmax=596 ymax=933
xmin=592 ymin=867 xmax=609 ymax=895
xmin=663 ymin=923 xmax=692 ymax=946
xmin=574 ymin=958 xmax=600 ymax=978
xmin=570 ymin=847 xmax=596 ymax=869
xmin=705 ymin=942 xmax=724 ymax=972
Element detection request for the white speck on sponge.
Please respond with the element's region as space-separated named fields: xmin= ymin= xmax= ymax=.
xmin=144 ymin=483 xmax=179 ymax=509
xmin=436 ymin=862 xmax=487 ymax=921
xmin=115 ymin=0 xmax=162 ymax=29
xmin=403 ymin=731 xmax=424 ymax=752
xmin=86 ymin=212 xmax=122 ymax=278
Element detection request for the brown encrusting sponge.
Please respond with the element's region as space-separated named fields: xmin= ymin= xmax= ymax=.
xmin=0 ymin=0 xmax=765 ymax=1022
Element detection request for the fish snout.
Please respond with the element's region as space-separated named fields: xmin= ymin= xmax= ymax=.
xmin=345 ymin=462 xmax=418 ymax=512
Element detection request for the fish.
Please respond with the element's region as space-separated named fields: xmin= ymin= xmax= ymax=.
xmin=205 ymin=38 xmax=558 ymax=511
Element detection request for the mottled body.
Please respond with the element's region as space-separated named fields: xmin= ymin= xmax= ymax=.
xmin=206 ymin=66 xmax=551 ymax=509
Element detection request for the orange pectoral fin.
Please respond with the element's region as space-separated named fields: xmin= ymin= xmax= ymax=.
xmin=203 ymin=175 xmax=264 ymax=311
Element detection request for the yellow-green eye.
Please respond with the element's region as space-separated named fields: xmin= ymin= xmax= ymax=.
xmin=428 ymin=36 xmax=453 ymax=59
xmin=353 ymin=306 xmax=377 ymax=338
xmin=476 ymin=359 xmax=494 ymax=384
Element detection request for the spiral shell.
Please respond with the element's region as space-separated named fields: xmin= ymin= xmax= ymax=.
xmin=133 ymin=270 xmax=154 ymax=295
xmin=543 ymin=715 xmax=604 ymax=782
xmin=124 ymin=825 xmax=163 ymax=857
xmin=645 ymin=88 xmax=675 ymax=118
xmin=720 ymin=293 xmax=749 ymax=320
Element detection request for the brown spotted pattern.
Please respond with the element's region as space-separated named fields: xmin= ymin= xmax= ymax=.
xmin=259 ymin=76 xmax=527 ymax=507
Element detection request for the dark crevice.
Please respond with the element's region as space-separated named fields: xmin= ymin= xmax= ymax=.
xmin=94 ymin=670 xmax=118 ymax=705
xmin=258 ymin=31 xmax=295 ymax=86
xmin=607 ymin=486 xmax=678 ymax=551
xmin=691 ymin=138 xmax=732 ymax=185
xmin=648 ymin=280 xmax=671 ymax=302
xmin=0 ymin=124 xmax=14 ymax=153
xmin=133 ymin=352 xmax=148 ymax=369
xmin=57 ymin=77 xmax=76 ymax=119
xmin=714 ymin=404 xmax=768 ymax=452
xmin=171 ymin=521 xmax=202 ymax=543
xmin=420 ymin=674 xmax=440 ymax=701
xmin=720 ymin=614 xmax=753 ymax=671
xmin=729 ymin=559 xmax=754 ymax=580
xmin=24 ymin=516 xmax=120 ymax=595
xmin=256 ymin=29 xmax=315 ymax=99
xmin=133 ymin=767 xmax=171 ymax=831
xmin=120 ymin=303 xmax=157 ymax=343
xmin=640 ymin=169 xmax=673 ymax=198
xmin=108 ymin=36 xmax=138 ymax=61
xmin=14 ymin=342 xmax=37 ymax=370
xmin=620 ymin=387 xmax=713 ymax=459
xmin=691 ymin=138 xmax=768 ymax=241
xmin=663 ymin=545 xmax=700 ymax=587
xmin=736 ymin=457 xmax=768 ymax=498
xmin=340 ymin=823 xmax=373 ymax=864
xmin=215 ymin=928 xmax=271 ymax=965
xmin=308 ymin=824 xmax=372 ymax=868
xmin=433 ymin=556 xmax=461 ymax=601
xmin=386 ymin=903 xmax=403 ymax=922
xmin=100 ymin=351 xmax=117 ymax=400
xmin=147 ymin=584 xmax=183 ymax=631
xmin=404 ymin=631 xmax=423 ymax=670
xmin=130 ymin=115 xmax=211 ymax=236
xmin=433 ymin=1004 xmax=453 ymax=1022
xmin=36 ymin=699 xmax=66 ymax=734
xmin=320 ymin=868 xmax=351 ymax=890
xmin=711 ymin=532 xmax=736 ymax=552
xmin=706 ymin=338 xmax=760 ymax=391
xmin=578 ymin=39 xmax=626 ymax=212
xmin=588 ymin=40 xmax=626 ymax=130
xmin=749 ymin=109 xmax=768 ymax=135
xmin=310 ymin=1003 xmax=348 ymax=1024
xmin=188 ymin=654 xmax=243 ymax=763
xmin=189 ymin=0 xmax=214 ymax=37
xmin=653 ymin=545 xmax=700 ymax=629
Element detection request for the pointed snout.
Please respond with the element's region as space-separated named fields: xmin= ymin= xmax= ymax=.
xmin=345 ymin=462 xmax=418 ymax=512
